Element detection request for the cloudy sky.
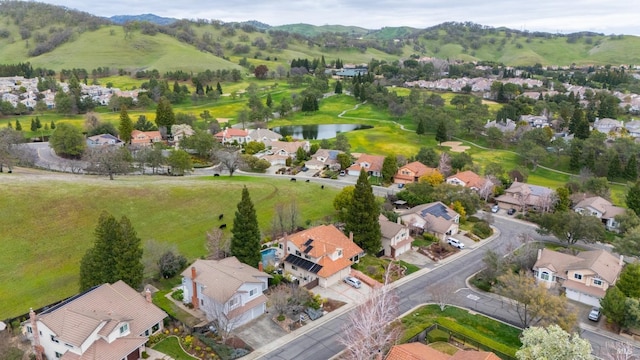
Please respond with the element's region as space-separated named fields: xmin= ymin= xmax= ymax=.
xmin=45 ymin=0 xmax=639 ymax=35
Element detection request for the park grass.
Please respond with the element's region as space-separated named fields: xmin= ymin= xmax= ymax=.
xmin=0 ymin=173 xmax=339 ymax=319
xmin=401 ymin=304 xmax=521 ymax=357
xmin=153 ymin=337 xmax=197 ymax=360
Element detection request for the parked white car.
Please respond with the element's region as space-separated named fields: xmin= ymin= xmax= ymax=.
xmin=491 ymin=205 xmax=500 ymax=213
xmin=344 ymin=276 xmax=362 ymax=289
xmin=447 ymin=237 xmax=465 ymax=249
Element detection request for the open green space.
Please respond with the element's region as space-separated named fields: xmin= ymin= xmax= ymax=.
xmin=0 ymin=173 xmax=339 ymax=319
xmin=401 ymin=304 xmax=522 ymax=357
xmin=152 ymin=337 xmax=196 ymax=360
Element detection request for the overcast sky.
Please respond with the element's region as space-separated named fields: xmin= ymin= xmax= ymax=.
xmin=46 ymin=0 xmax=640 ymax=35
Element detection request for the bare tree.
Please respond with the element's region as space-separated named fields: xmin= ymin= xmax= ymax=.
xmin=437 ymin=152 xmax=451 ymax=177
xmin=428 ymin=282 xmax=457 ymax=311
xmin=537 ymin=191 xmax=557 ymax=213
xmin=270 ymin=284 xmax=291 ymax=316
xmin=340 ymin=269 xmax=402 ymax=360
xmin=206 ymin=228 xmax=229 ymax=260
xmin=214 ymin=147 xmax=244 ymax=176
xmin=603 ymin=341 xmax=638 ymax=360
xmin=478 ymin=176 xmax=495 ymax=202
xmin=0 ymin=127 xmax=33 ymax=172
xmin=83 ymin=146 xmax=133 ymax=180
xmin=201 ymin=290 xmax=245 ymax=342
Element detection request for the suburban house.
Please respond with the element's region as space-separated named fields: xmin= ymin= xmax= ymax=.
xmin=446 ymin=170 xmax=487 ymax=191
xmin=533 ymin=248 xmax=624 ymax=306
xmin=625 ymin=120 xmax=640 ymax=137
xmin=394 ymin=161 xmax=439 ymax=184
xmin=386 ymin=342 xmax=501 ymax=360
xmin=181 ymin=257 xmax=270 ymax=331
xmin=398 ymin=201 xmax=460 ymax=240
xmin=494 ymin=181 xmax=554 ymax=212
xmin=484 ymin=119 xmax=517 ymax=133
xmin=574 ymin=196 xmax=626 ymax=231
xmin=23 ymin=281 xmax=167 ymax=360
xmin=347 ymin=153 xmax=385 ymax=177
xmin=214 ymin=128 xmax=251 ymax=144
xmin=520 ymin=114 xmax=550 ymax=128
xmin=247 ymin=128 xmax=282 ymax=143
xmin=276 ymin=225 xmax=364 ymax=288
xmin=305 ymin=149 xmax=343 ymax=170
xmin=171 ymin=124 xmax=195 ymax=143
xmin=593 ymin=118 xmax=623 ymax=135
xmin=379 ymin=214 xmax=413 ymax=258
xmin=86 ymin=133 xmax=124 ymax=147
xmin=130 ymin=130 xmax=162 ymax=147
xmin=259 ymin=140 xmax=311 ymax=166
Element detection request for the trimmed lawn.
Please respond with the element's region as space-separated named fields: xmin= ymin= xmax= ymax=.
xmin=153 ymin=337 xmax=196 ymax=360
xmin=352 ymin=255 xmax=420 ymax=282
xmin=152 ymin=290 xmax=200 ymax=327
xmin=401 ymin=304 xmax=522 ymax=357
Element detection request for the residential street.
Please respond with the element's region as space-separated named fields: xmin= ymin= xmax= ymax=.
xmin=251 ymin=216 xmax=640 ymax=360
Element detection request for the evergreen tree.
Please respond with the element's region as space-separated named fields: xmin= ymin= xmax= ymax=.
xmin=7 ymin=121 xmax=12 ymax=129
xmin=334 ymin=80 xmax=343 ymax=94
xmin=79 ymin=212 xmax=143 ymax=291
xmin=569 ymin=140 xmax=583 ymax=171
xmin=625 ymin=154 xmax=638 ymax=180
xmin=626 ymin=181 xmax=640 ymax=216
xmin=266 ymin=93 xmax=273 ymax=108
xmin=435 ymin=119 xmax=447 ymax=145
xmin=15 ymin=120 xmax=22 ymax=131
xmin=230 ymin=187 xmax=261 ymax=267
xmin=216 ymin=82 xmax=223 ymax=95
xmin=381 ymin=155 xmax=398 ymax=184
xmin=30 ymin=118 xmax=36 ymax=131
xmin=50 ymin=120 xmax=56 ymax=129
xmin=574 ymin=118 xmax=590 ymax=140
xmin=118 ymin=105 xmax=134 ymax=144
xmin=353 ymin=83 xmax=360 ymax=99
xmin=344 ymin=169 xmax=381 ymax=254
xmin=35 ymin=116 xmax=42 ymax=129
xmin=155 ymin=97 xmax=175 ymax=135
xmin=416 ymin=119 xmax=425 ymax=135
xmin=608 ymin=153 xmax=622 ymax=180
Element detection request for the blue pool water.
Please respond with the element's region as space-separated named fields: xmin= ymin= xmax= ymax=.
xmin=261 ymin=248 xmax=277 ymax=265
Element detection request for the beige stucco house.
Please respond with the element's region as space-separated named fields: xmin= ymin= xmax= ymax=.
xmin=398 ymin=201 xmax=460 ymax=240
xmin=379 ymin=214 xmax=412 ymax=258
xmin=574 ymin=196 xmax=626 ymax=231
xmin=394 ymin=161 xmax=439 ymax=184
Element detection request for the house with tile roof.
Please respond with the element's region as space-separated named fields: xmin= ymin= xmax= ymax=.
xmin=593 ymin=118 xmax=623 ymax=136
xmin=276 ymin=225 xmax=364 ymax=288
xmin=624 ymin=120 xmax=640 ymax=137
xmin=379 ymin=214 xmax=412 ymax=258
xmin=347 ymin=154 xmax=385 ymax=177
xmin=398 ymin=201 xmax=460 ymax=240
xmin=130 ymin=130 xmax=162 ymax=147
xmin=484 ymin=119 xmax=516 ymax=133
xmin=446 ymin=171 xmax=487 ymax=191
xmin=394 ymin=161 xmax=439 ymax=184
xmin=494 ymin=181 xmax=554 ymax=212
xmin=181 ymin=257 xmax=271 ymax=331
xmin=23 ymin=281 xmax=167 ymax=360
xmin=259 ymin=140 xmax=310 ymax=166
xmin=86 ymin=133 xmax=124 ymax=147
xmin=305 ymin=148 xmax=343 ymax=170
xmin=574 ymin=196 xmax=626 ymax=231
xmin=386 ymin=342 xmax=500 ymax=360
xmin=533 ymin=248 xmax=624 ymax=306
xmin=214 ymin=128 xmax=251 ymax=144
xmin=247 ymin=128 xmax=282 ymax=143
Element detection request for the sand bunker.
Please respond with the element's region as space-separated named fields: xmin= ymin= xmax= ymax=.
xmin=441 ymin=141 xmax=470 ymax=152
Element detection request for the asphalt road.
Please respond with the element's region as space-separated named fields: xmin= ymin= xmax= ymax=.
xmin=258 ymin=216 xmax=639 ymax=359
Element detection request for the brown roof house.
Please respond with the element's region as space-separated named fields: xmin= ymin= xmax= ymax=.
xmin=494 ymin=181 xmax=554 ymax=213
xmin=181 ymin=257 xmax=271 ymax=332
xmin=276 ymin=225 xmax=364 ymax=288
xmin=23 ymin=281 xmax=167 ymax=360
xmin=259 ymin=140 xmax=310 ymax=166
xmin=347 ymin=154 xmax=385 ymax=177
xmin=446 ymin=171 xmax=487 ymax=191
xmin=394 ymin=161 xmax=439 ymax=184
xmin=130 ymin=130 xmax=162 ymax=147
xmin=214 ymin=128 xmax=251 ymax=144
xmin=398 ymin=202 xmax=460 ymax=240
xmin=386 ymin=342 xmax=501 ymax=360
xmin=379 ymin=214 xmax=413 ymax=258
xmin=533 ymin=248 xmax=624 ymax=307
xmin=574 ymin=196 xmax=626 ymax=231
xmin=305 ymin=149 xmax=343 ymax=170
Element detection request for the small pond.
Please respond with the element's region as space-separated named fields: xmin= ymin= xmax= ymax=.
xmin=271 ymin=124 xmax=373 ymax=140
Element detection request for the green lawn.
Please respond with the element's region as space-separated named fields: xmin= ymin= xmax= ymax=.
xmin=401 ymin=304 xmax=522 ymax=357
xmin=352 ymin=255 xmax=420 ymax=282
xmin=0 ymin=173 xmax=339 ymax=319
xmin=153 ymin=337 xmax=196 ymax=360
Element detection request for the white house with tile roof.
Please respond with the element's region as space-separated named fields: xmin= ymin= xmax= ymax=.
xmin=23 ymin=281 xmax=167 ymax=360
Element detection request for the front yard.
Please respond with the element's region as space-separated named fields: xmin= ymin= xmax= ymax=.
xmin=352 ymin=255 xmax=420 ymax=283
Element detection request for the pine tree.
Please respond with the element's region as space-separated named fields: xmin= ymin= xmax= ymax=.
xmin=155 ymin=97 xmax=175 ymax=135
xmin=608 ymin=153 xmax=622 ymax=180
xmin=79 ymin=212 xmax=144 ymax=291
xmin=344 ymin=169 xmax=381 ymax=254
xmin=334 ymin=80 xmax=343 ymax=94
xmin=574 ymin=118 xmax=590 ymax=140
xmin=625 ymin=155 xmax=638 ymax=181
xmin=15 ymin=120 xmax=22 ymax=131
xmin=266 ymin=93 xmax=273 ymax=108
xmin=7 ymin=121 xmax=12 ymax=129
xmin=230 ymin=187 xmax=261 ymax=267
xmin=50 ymin=120 xmax=56 ymax=129
xmin=435 ymin=119 xmax=447 ymax=145
xmin=626 ymin=182 xmax=640 ymax=216
xmin=118 ymin=105 xmax=134 ymax=144
xmin=216 ymin=82 xmax=223 ymax=95
xmin=416 ymin=119 xmax=425 ymax=135
xmin=30 ymin=118 xmax=36 ymax=131
xmin=35 ymin=116 xmax=42 ymax=129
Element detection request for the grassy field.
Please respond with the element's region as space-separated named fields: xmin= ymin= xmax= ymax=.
xmin=0 ymin=171 xmax=339 ymax=319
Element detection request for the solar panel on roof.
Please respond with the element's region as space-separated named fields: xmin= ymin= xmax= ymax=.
xmin=284 ymin=254 xmax=322 ymax=274
xmin=303 ymin=245 xmax=314 ymax=254
xmin=420 ymin=203 xmax=451 ymax=220
xmin=304 ymin=238 xmax=313 ymax=246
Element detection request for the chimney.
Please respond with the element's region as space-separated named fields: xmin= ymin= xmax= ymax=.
xmin=258 ymin=261 xmax=264 ymax=272
xmin=620 ymin=255 xmax=624 ymax=266
xmin=191 ymin=267 xmax=199 ymax=310
xmin=349 ymin=232 xmax=354 ymax=243
xmin=283 ymin=232 xmax=289 ymax=258
xmin=537 ymin=249 xmax=542 ymax=260
xmin=29 ymin=308 xmax=43 ymax=360
xmin=145 ymin=288 xmax=152 ymax=303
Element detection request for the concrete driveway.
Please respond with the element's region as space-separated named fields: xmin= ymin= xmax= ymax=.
xmin=311 ymin=280 xmax=373 ymax=305
xmin=235 ymin=312 xmax=287 ymax=350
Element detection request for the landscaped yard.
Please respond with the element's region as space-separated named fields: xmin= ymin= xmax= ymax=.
xmin=352 ymin=255 xmax=420 ymax=283
xmin=401 ymin=304 xmax=522 ymax=357
xmin=152 ymin=336 xmax=196 ymax=360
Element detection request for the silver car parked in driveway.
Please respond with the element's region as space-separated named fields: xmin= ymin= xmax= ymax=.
xmin=343 ymin=276 xmax=362 ymax=289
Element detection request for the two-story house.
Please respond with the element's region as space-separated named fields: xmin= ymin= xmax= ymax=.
xmin=277 ymin=225 xmax=364 ymax=288
xmin=347 ymin=154 xmax=385 ymax=177
xmin=593 ymin=118 xmax=623 ymax=135
xmin=533 ymin=248 xmax=624 ymax=306
xmin=494 ymin=181 xmax=554 ymax=212
xmin=214 ymin=128 xmax=251 ymax=144
xmin=393 ymin=161 xmax=439 ymax=184
xmin=86 ymin=133 xmax=124 ymax=147
xmin=130 ymin=130 xmax=162 ymax=147
xmin=574 ymin=196 xmax=626 ymax=231
xmin=398 ymin=202 xmax=460 ymax=240
xmin=181 ymin=257 xmax=271 ymax=332
xmin=305 ymin=149 xmax=343 ymax=170
xmin=260 ymin=140 xmax=310 ymax=166
xmin=247 ymin=128 xmax=282 ymax=143
xmin=23 ymin=281 xmax=167 ymax=360
xmin=446 ymin=170 xmax=487 ymax=191
xmin=379 ymin=215 xmax=412 ymax=258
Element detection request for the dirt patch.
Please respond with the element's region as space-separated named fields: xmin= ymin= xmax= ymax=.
xmin=418 ymin=243 xmax=458 ymax=261
xmin=216 ymin=118 xmax=231 ymax=123
xmin=441 ymin=141 xmax=470 ymax=153
xmin=323 ymin=298 xmax=346 ymax=312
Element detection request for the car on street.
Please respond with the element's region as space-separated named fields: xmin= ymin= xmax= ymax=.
xmin=343 ymin=276 xmax=362 ymax=289
xmin=507 ymin=208 xmax=517 ymax=215
xmin=588 ymin=307 xmax=601 ymax=321
xmin=447 ymin=237 xmax=465 ymax=249
xmin=491 ymin=205 xmax=500 ymax=213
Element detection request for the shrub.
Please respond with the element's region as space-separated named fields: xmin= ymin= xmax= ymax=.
xmin=277 ymin=314 xmax=285 ymax=321
xmin=171 ymin=289 xmax=184 ymax=301
xmin=472 ymin=221 xmax=492 ymax=239
xmin=141 ymin=351 xmax=150 ymax=359
xmin=427 ymin=328 xmax=449 ymax=343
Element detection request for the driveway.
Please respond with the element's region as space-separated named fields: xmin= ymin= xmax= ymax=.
xmin=311 ymin=280 xmax=373 ymax=304
xmin=235 ymin=312 xmax=287 ymax=350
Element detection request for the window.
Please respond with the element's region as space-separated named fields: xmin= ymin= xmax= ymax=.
xmin=541 ymin=272 xmax=550 ymax=281
xmin=304 ymin=255 xmax=310 ymax=259
xmin=65 ymin=343 xmax=73 ymax=348
xmin=27 ymin=326 xmax=32 ymax=334
xmin=145 ymin=329 xmax=150 ymax=336
xmin=51 ymin=335 xmax=59 ymax=343
xmin=279 ymin=243 xmax=283 ymax=249
xmin=574 ymin=273 xmax=583 ymax=280
xmin=295 ymin=250 xmax=301 ymax=256
xmin=250 ymin=289 xmax=257 ymax=296
xmin=338 ymin=250 xmax=342 ymax=256
xmin=119 ymin=323 xmax=128 ymax=334
xmin=291 ymin=265 xmax=297 ymax=270
xmin=152 ymin=323 xmax=160 ymax=332
xmin=594 ymin=279 xmax=603 ymax=286
xmin=55 ymin=352 xmax=63 ymax=359
xmin=229 ymin=297 xmax=239 ymax=308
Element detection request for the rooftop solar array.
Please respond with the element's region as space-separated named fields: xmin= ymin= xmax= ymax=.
xmin=420 ymin=203 xmax=451 ymax=220
xmin=285 ymin=254 xmax=323 ymax=274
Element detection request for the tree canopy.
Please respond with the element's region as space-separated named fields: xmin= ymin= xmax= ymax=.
xmin=49 ymin=122 xmax=86 ymax=158
xmin=536 ymin=211 xmax=606 ymax=244
xmin=516 ymin=325 xmax=593 ymax=360
xmin=344 ymin=169 xmax=381 ymax=254
xmin=230 ymin=187 xmax=261 ymax=267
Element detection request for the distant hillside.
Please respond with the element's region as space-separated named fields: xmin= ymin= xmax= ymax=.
xmin=272 ymin=23 xmax=369 ymax=38
xmin=109 ymin=14 xmax=177 ymax=26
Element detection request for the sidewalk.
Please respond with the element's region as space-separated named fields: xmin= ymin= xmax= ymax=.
xmin=145 ymin=348 xmax=175 ymax=360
